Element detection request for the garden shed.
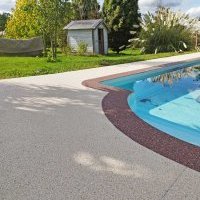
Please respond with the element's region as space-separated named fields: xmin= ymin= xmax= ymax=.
xmin=64 ymin=19 xmax=108 ymax=55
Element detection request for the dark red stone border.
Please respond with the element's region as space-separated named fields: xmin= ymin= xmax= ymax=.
xmin=82 ymin=60 xmax=200 ymax=172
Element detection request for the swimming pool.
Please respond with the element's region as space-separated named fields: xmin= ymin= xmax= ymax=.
xmin=103 ymin=60 xmax=200 ymax=147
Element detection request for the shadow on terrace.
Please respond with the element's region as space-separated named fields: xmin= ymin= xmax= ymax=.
xmin=0 ymin=83 xmax=104 ymax=113
xmin=0 ymin=82 xmax=156 ymax=180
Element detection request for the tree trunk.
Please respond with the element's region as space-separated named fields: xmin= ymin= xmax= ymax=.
xmin=42 ymin=31 xmax=47 ymax=57
xmin=195 ymin=32 xmax=198 ymax=50
xmin=51 ymin=39 xmax=56 ymax=60
xmin=54 ymin=29 xmax=57 ymax=59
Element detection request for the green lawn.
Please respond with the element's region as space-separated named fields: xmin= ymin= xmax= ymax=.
xmin=0 ymin=49 xmax=194 ymax=79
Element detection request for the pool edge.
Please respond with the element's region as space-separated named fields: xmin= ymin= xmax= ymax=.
xmin=82 ymin=59 xmax=200 ymax=172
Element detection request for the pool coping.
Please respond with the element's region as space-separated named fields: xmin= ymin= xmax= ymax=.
xmin=82 ymin=59 xmax=200 ymax=172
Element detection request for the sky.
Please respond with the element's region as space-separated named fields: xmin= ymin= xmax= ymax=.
xmin=1 ymin=0 xmax=200 ymax=18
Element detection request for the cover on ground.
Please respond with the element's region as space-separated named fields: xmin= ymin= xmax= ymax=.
xmin=0 ymin=37 xmax=44 ymax=56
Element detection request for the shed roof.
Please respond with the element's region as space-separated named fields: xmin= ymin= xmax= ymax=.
xmin=64 ymin=19 xmax=105 ymax=30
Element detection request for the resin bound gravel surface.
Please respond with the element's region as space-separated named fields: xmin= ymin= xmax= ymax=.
xmin=0 ymin=53 xmax=200 ymax=200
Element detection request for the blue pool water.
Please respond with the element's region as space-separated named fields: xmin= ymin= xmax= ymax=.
xmin=103 ymin=60 xmax=200 ymax=147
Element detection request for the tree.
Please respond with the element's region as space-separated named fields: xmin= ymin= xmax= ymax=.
xmin=102 ymin=0 xmax=140 ymax=54
xmin=71 ymin=0 xmax=100 ymax=20
xmin=5 ymin=0 xmax=71 ymax=60
xmin=0 ymin=13 xmax=10 ymax=32
xmin=6 ymin=0 xmax=40 ymax=39
xmin=37 ymin=0 xmax=70 ymax=60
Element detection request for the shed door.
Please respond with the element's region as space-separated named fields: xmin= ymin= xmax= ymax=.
xmin=98 ymin=29 xmax=104 ymax=54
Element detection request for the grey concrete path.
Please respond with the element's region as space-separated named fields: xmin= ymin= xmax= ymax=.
xmin=0 ymin=53 xmax=200 ymax=200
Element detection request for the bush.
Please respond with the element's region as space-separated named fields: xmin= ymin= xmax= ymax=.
xmin=63 ymin=45 xmax=74 ymax=55
xmin=131 ymin=8 xmax=195 ymax=54
xmin=47 ymin=50 xmax=56 ymax=62
xmin=77 ymin=42 xmax=88 ymax=55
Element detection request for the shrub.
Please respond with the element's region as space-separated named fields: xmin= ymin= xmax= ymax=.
xmin=77 ymin=41 xmax=88 ymax=55
xmin=47 ymin=50 xmax=56 ymax=62
xmin=131 ymin=8 xmax=196 ymax=54
xmin=63 ymin=45 xmax=74 ymax=55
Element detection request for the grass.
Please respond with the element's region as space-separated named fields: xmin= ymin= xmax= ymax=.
xmin=0 ymin=49 xmax=195 ymax=80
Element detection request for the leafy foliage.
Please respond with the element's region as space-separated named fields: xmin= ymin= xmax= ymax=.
xmin=77 ymin=41 xmax=88 ymax=55
xmin=131 ymin=8 xmax=196 ymax=54
xmin=63 ymin=44 xmax=74 ymax=55
xmin=0 ymin=13 xmax=10 ymax=32
xmin=47 ymin=50 xmax=57 ymax=62
xmin=102 ymin=0 xmax=140 ymax=54
xmin=71 ymin=0 xmax=100 ymax=20
xmin=37 ymin=0 xmax=71 ymax=60
xmin=6 ymin=0 xmax=40 ymax=39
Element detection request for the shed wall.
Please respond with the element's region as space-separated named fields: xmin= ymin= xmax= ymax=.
xmin=93 ymin=29 xmax=99 ymax=54
xmin=103 ymin=28 xmax=108 ymax=54
xmin=68 ymin=30 xmax=93 ymax=53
